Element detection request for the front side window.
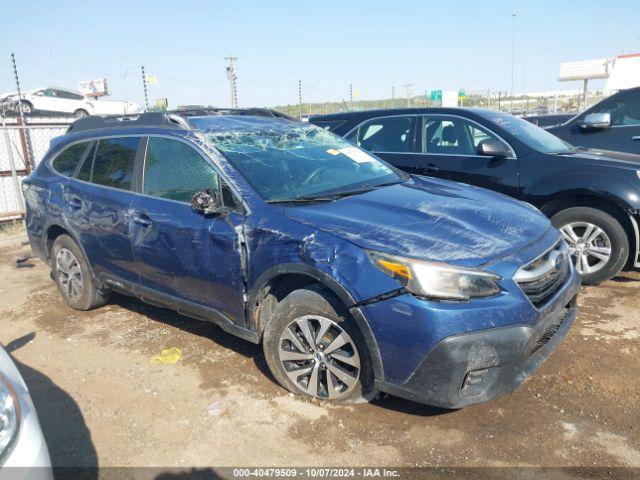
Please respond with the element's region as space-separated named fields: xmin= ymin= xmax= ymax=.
xmin=207 ymin=123 xmax=403 ymax=202
xmin=51 ymin=143 xmax=90 ymax=177
xmin=310 ymin=120 xmax=347 ymax=132
xmin=591 ymin=93 xmax=640 ymax=126
xmin=348 ymin=117 xmax=415 ymax=153
xmin=480 ymin=111 xmax=572 ymax=154
xmin=422 ymin=117 xmax=499 ymax=155
xmin=143 ymin=137 xmax=221 ymax=203
xmin=84 ymin=137 xmax=140 ymax=190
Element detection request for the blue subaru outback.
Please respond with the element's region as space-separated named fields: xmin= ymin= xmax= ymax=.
xmin=23 ymin=109 xmax=580 ymax=408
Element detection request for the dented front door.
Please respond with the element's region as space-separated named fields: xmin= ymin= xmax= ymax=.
xmin=129 ymin=196 xmax=246 ymax=324
xmin=129 ymin=135 xmax=246 ymax=325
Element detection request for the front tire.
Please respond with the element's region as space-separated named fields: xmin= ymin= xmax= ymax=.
xmin=51 ymin=234 xmax=109 ymax=310
xmin=73 ymin=109 xmax=89 ymax=118
xmin=551 ymin=207 xmax=628 ymax=285
xmin=263 ymin=285 xmax=374 ymax=403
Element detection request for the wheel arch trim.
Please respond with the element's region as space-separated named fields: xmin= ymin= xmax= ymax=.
xmin=248 ymin=262 xmax=385 ymax=380
xmin=44 ymin=222 xmax=101 ymax=287
xmin=539 ymin=191 xmax=639 ymax=268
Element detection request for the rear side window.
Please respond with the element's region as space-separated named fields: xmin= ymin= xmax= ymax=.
xmin=51 ymin=143 xmax=89 ymax=177
xmin=349 ymin=117 xmax=416 ymax=153
xmin=76 ymin=143 xmax=96 ymax=182
xmin=79 ymin=137 xmax=140 ymax=190
xmin=143 ymin=137 xmax=220 ymax=202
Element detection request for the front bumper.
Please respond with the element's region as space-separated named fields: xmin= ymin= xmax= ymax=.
xmin=377 ymin=296 xmax=578 ymax=408
xmin=360 ymin=229 xmax=581 ymax=408
xmin=2 ymin=404 xmax=52 ymax=478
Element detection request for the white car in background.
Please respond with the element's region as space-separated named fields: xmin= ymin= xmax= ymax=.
xmin=0 ymin=87 xmax=140 ymax=117
xmin=0 ymin=344 xmax=52 ymax=478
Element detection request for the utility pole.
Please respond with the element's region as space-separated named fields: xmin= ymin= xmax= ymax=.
xmin=298 ymin=80 xmax=303 ymax=119
xmin=510 ymin=13 xmax=517 ymax=113
xmin=391 ymin=86 xmax=395 ymax=107
xmin=349 ymin=83 xmax=353 ymax=109
xmin=10 ymin=53 xmax=33 ymax=171
xmin=402 ymin=84 xmax=413 ymax=107
xmin=141 ymin=66 xmax=149 ymax=111
xmin=225 ymin=56 xmax=238 ymax=108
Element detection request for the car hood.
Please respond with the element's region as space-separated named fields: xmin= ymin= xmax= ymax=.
xmin=567 ymin=148 xmax=640 ymax=166
xmin=284 ymin=176 xmax=551 ymax=267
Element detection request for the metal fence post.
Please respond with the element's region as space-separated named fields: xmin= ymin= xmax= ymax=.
xmin=2 ymin=125 xmax=25 ymax=213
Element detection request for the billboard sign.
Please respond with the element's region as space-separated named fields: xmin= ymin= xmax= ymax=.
xmin=559 ymin=59 xmax=610 ymax=81
xmin=78 ymin=78 xmax=109 ymax=97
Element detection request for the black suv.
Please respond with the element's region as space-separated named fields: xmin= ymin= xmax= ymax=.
xmin=311 ymin=107 xmax=640 ymax=284
xmin=547 ymin=86 xmax=640 ymax=154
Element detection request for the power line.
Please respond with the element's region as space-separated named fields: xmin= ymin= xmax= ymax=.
xmin=224 ymin=56 xmax=238 ymax=108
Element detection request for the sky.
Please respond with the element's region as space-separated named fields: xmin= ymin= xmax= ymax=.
xmin=2 ymin=0 xmax=639 ymax=109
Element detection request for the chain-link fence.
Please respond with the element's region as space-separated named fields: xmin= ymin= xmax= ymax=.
xmin=0 ymin=117 xmax=71 ymax=220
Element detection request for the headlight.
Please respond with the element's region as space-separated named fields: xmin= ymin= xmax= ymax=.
xmin=367 ymin=250 xmax=501 ymax=300
xmin=0 ymin=374 xmax=21 ymax=463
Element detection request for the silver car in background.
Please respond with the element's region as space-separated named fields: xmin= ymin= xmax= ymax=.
xmin=0 ymin=344 xmax=51 ymax=478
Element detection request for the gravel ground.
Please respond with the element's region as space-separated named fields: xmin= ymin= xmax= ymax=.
xmin=1 ymin=229 xmax=639 ymax=473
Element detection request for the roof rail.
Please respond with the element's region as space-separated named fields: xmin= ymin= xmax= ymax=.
xmin=66 ymin=108 xmax=299 ymax=134
xmin=169 ymin=107 xmax=297 ymax=121
xmin=66 ymin=112 xmax=183 ymax=134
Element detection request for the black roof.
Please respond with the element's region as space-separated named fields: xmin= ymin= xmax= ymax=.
xmin=309 ymin=107 xmax=499 ymax=122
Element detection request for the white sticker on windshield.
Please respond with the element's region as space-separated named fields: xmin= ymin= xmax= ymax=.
xmin=338 ymin=146 xmax=376 ymax=164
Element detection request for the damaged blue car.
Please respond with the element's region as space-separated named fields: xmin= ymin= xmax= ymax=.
xmin=23 ymin=110 xmax=580 ymax=408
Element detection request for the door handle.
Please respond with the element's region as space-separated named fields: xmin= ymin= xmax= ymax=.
xmin=67 ymin=196 xmax=82 ymax=209
xmin=425 ymin=163 xmax=440 ymax=172
xmin=132 ymin=211 xmax=152 ymax=227
xmin=632 ymin=136 xmax=640 ymax=141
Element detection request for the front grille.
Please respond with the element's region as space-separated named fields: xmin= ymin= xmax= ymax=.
xmin=515 ymin=240 xmax=570 ymax=308
xmin=532 ymin=310 xmax=566 ymax=353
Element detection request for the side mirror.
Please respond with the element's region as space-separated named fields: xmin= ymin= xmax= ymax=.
xmin=581 ymin=112 xmax=611 ymax=131
xmin=477 ymin=139 xmax=510 ymax=158
xmin=191 ymin=189 xmax=225 ymax=215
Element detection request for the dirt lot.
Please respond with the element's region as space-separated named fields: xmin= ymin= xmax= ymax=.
xmin=1 ymin=228 xmax=639 ymax=471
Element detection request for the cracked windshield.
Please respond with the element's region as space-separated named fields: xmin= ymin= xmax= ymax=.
xmin=206 ymin=123 xmax=403 ymax=202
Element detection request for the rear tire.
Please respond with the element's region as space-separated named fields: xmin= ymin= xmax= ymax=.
xmin=19 ymin=101 xmax=33 ymax=114
xmin=51 ymin=234 xmax=109 ymax=310
xmin=551 ymin=207 xmax=628 ymax=285
xmin=262 ymin=285 xmax=375 ymax=403
xmin=73 ymin=109 xmax=89 ymax=118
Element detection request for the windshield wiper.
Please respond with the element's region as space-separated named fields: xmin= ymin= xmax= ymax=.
xmin=266 ymin=195 xmax=340 ymax=204
xmin=267 ymin=179 xmax=406 ymax=205
xmin=550 ymin=150 xmax=578 ymax=155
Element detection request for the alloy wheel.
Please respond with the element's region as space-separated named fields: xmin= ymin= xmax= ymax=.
xmin=56 ymin=248 xmax=84 ymax=301
xmin=278 ymin=315 xmax=360 ymax=399
xmin=559 ymin=221 xmax=612 ymax=275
